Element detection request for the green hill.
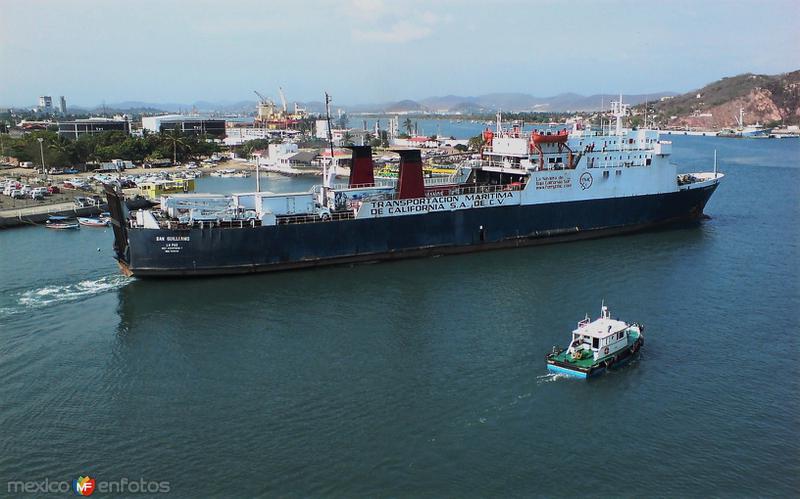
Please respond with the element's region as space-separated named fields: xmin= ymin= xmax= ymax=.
xmin=640 ymin=70 xmax=800 ymax=128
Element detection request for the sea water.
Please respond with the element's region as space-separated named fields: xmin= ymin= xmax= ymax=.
xmin=0 ymin=136 xmax=798 ymax=496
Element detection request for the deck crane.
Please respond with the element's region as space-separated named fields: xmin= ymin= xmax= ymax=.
xmin=253 ymin=90 xmax=272 ymax=106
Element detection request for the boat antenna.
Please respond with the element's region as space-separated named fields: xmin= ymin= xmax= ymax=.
xmin=714 ymin=149 xmax=717 ymax=178
xmin=601 ymin=95 xmax=604 ymax=133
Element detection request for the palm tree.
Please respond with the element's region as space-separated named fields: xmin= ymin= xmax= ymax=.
xmin=341 ymin=131 xmax=354 ymax=146
xmin=49 ymin=136 xmax=73 ymax=164
xmin=161 ymin=128 xmax=188 ymax=164
xmin=403 ymin=117 xmax=414 ymax=135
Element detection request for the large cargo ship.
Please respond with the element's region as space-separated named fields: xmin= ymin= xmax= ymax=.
xmin=104 ymin=100 xmax=723 ymax=277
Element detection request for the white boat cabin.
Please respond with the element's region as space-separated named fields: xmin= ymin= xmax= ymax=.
xmin=568 ymin=305 xmax=630 ymax=361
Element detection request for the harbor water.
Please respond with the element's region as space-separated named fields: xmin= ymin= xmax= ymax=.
xmin=0 ymin=136 xmax=798 ymax=496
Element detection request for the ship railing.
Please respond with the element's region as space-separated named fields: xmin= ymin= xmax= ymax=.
xmin=424 ymin=176 xmax=458 ymax=186
xmin=331 ymin=180 xmax=396 ymax=190
xmin=276 ymin=211 xmax=355 ymax=225
xmin=586 ymin=160 xmax=646 ymax=169
xmin=581 ymin=146 xmax=656 ymax=153
xmin=332 ymin=176 xmax=463 ymax=191
xmin=480 ymin=160 xmax=527 ymax=169
xmin=150 ymin=218 xmax=265 ymax=230
xmin=453 ymin=182 xmax=524 ymax=195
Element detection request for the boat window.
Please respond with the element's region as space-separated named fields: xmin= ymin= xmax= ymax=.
xmin=592 ymin=337 xmax=599 ymax=348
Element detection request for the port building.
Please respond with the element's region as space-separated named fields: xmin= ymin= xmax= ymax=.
xmin=223 ymin=127 xmax=300 ymax=146
xmin=141 ymin=115 xmax=226 ymax=138
xmin=57 ymin=117 xmax=131 ymax=139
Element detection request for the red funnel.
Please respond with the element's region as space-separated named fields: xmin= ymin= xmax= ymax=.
xmin=345 ymin=145 xmax=374 ymax=187
xmin=394 ymin=149 xmax=425 ymax=199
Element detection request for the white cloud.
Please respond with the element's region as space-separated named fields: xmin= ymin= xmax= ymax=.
xmin=348 ymin=0 xmax=389 ymax=20
xmin=348 ymin=3 xmax=442 ymax=43
xmin=353 ymin=21 xmax=434 ymax=43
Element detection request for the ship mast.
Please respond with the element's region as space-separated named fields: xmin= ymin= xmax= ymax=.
xmin=323 ymin=92 xmax=335 ymax=206
xmin=611 ymin=93 xmax=628 ymax=136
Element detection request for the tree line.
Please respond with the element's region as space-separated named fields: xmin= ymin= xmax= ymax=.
xmin=1 ymin=129 xmax=221 ymax=168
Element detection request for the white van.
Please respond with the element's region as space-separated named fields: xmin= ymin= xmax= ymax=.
xmin=3 ymin=184 xmax=15 ymax=196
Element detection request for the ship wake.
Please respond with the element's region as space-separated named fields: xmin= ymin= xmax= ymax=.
xmin=2 ymin=275 xmax=130 ymax=316
xmin=536 ymin=373 xmax=570 ymax=384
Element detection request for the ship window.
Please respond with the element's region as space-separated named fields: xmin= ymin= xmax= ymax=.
xmin=592 ymin=338 xmax=599 ymax=348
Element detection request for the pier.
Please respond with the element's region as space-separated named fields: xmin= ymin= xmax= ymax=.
xmin=0 ymin=202 xmax=102 ymax=228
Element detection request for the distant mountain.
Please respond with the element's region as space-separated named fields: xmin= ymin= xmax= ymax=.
xmin=412 ymin=91 xmax=675 ymax=113
xmin=383 ymin=100 xmax=424 ymax=113
xmin=640 ymin=70 xmax=800 ymax=128
xmin=53 ymin=91 xmax=677 ymax=116
xmin=419 ymin=94 xmax=477 ymax=111
xmin=66 ymin=99 xmax=324 ymax=116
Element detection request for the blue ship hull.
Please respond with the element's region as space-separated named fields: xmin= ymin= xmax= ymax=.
xmin=113 ymin=184 xmax=717 ymax=277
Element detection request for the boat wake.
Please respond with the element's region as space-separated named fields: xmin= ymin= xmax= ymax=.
xmin=536 ymin=373 xmax=569 ymax=384
xmin=4 ymin=274 xmax=130 ymax=315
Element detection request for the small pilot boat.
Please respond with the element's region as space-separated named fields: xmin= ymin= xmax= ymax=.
xmin=78 ymin=216 xmax=109 ymax=227
xmin=546 ymin=303 xmax=644 ymax=378
xmin=45 ymin=216 xmax=80 ymax=230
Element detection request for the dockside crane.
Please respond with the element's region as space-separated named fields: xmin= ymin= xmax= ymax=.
xmin=253 ymin=90 xmax=273 ymax=106
xmin=278 ymin=87 xmax=288 ymax=113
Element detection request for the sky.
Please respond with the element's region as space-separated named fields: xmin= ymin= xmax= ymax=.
xmin=1 ymin=0 xmax=799 ymax=107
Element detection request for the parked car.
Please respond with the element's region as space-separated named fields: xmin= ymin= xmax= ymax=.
xmin=63 ymin=168 xmax=79 ymax=174
xmin=68 ymin=178 xmax=90 ymax=190
xmin=10 ymin=189 xmax=25 ymax=199
xmin=30 ymin=190 xmax=45 ymax=200
xmin=47 ymin=185 xmax=61 ymax=194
